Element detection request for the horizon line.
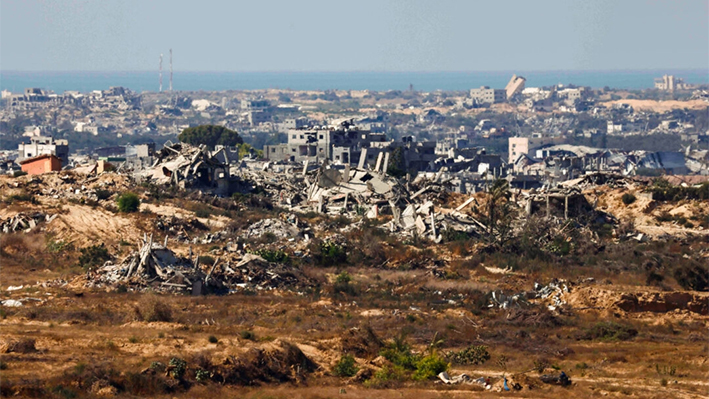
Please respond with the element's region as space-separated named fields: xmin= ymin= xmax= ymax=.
xmin=1 ymin=68 xmax=707 ymax=74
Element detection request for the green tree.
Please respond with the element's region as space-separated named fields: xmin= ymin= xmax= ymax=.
xmin=178 ymin=125 xmax=243 ymax=149
xmin=116 ymin=192 xmax=140 ymax=213
xmin=386 ymin=147 xmax=406 ymax=178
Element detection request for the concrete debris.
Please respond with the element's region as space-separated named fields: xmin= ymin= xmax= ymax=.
xmin=0 ymin=300 xmax=24 ymax=307
xmin=438 ymin=372 xmax=492 ymax=388
xmin=141 ymin=142 xmax=232 ymax=195
xmin=209 ymin=253 xmax=314 ymax=292
xmin=488 ymin=291 xmax=529 ymax=309
xmin=489 ymin=280 xmax=571 ymax=311
xmin=83 ymin=234 xmax=313 ymax=294
xmin=0 ymin=298 xmax=43 ymax=307
xmin=534 ymin=279 xmax=569 ymax=311
xmin=87 ymin=234 xmax=203 ymax=294
xmin=1 ymin=212 xmax=56 ymax=233
xmin=244 ymin=218 xmax=303 ymax=240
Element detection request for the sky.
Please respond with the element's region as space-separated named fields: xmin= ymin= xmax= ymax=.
xmin=1 ymin=0 xmax=707 ymax=72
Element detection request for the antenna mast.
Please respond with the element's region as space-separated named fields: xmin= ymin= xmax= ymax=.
xmin=169 ymin=49 xmax=173 ymax=91
xmin=159 ymin=53 xmax=163 ymax=92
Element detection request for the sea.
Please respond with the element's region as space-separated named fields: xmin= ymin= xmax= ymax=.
xmin=1 ymin=70 xmax=707 ymax=94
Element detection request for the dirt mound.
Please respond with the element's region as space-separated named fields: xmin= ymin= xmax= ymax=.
xmin=592 ymin=186 xmax=709 ymax=238
xmin=47 ymin=204 xmax=141 ymax=246
xmin=340 ymin=326 xmax=383 ymax=358
xmin=614 ymin=292 xmax=708 ymax=315
xmin=505 ymin=308 xmax=563 ymax=328
xmin=565 ymin=285 xmax=708 ymax=315
xmin=0 ymin=338 xmax=37 ymax=354
xmin=218 ymin=340 xmax=318 ymax=385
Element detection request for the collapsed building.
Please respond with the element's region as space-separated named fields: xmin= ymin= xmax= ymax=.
xmin=263 ymin=119 xmax=436 ymax=172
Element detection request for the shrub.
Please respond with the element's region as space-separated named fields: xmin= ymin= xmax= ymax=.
xmin=117 ymin=192 xmax=140 ymax=213
xmin=168 ymin=357 xmax=187 ymax=379
xmin=364 ymin=365 xmax=407 ymax=389
xmin=208 ymin=335 xmax=218 ymax=344
xmin=333 ymin=272 xmax=357 ymax=296
xmin=78 ymin=244 xmax=111 ymax=270
xmin=240 ymin=330 xmax=257 ymax=341
xmin=253 ymin=248 xmax=289 ymax=263
xmin=380 ymin=335 xmax=420 ymax=370
xmin=673 ymin=263 xmax=709 ymax=291
xmin=442 ymin=229 xmax=470 ymax=243
xmin=412 ymin=353 xmax=449 ymax=381
xmin=135 ymin=296 xmax=173 ymax=322
xmin=150 ymin=361 xmax=165 ymax=372
xmin=195 ymin=369 xmax=212 ymax=382
xmin=5 ymin=191 xmax=36 ymax=204
xmin=13 ymin=170 xmax=27 ymax=178
xmin=197 ymin=255 xmax=215 ymax=266
xmin=333 ymin=354 xmax=359 ymax=377
xmin=578 ymin=322 xmax=638 ymax=341
xmin=193 ymin=205 xmax=212 ymax=219
xmin=315 ymin=241 xmax=347 ymax=266
xmin=621 ymin=193 xmax=636 ymax=205
xmin=446 ymin=345 xmax=490 ymax=365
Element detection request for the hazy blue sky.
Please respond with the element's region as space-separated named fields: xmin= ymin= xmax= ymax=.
xmin=1 ymin=0 xmax=707 ymax=71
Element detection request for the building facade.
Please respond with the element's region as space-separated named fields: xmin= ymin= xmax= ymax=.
xmin=508 ymin=136 xmax=566 ymax=164
xmin=470 ymin=86 xmax=506 ymax=104
xmin=19 ymin=154 xmax=62 ymax=175
xmin=17 ymin=136 xmax=69 ymax=166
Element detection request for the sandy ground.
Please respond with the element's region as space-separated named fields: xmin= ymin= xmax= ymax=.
xmin=601 ymin=99 xmax=708 ymax=112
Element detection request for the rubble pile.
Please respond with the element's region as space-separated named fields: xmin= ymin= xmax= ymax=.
xmin=142 ymin=143 xmax=230 ymax=193
xmin=237 ymin=167 xmax=306 ymax=205
xmin=86 ymin=234 xmax=204 ymax=293
xmin=155 ymin=215 xmax=207 ymax=235
xmin=533 ymin=279 xmax=569 ymax=311
xmin=209 ymin=253 xmax=314 ymax=292
xmin=244 ymin=218 xmax=303 ymax=240
xmin=560 ymin=172 xmax=634 ymax=189
xmin=1 ymin=212 xmax=56 ymax=233
xmin=84 ymin=235 xmax=314 ymax=294
xmin=488 ymin=280 xmax=570 ymax=311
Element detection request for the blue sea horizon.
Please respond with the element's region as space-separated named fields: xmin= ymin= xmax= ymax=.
xmin=1 ymin=69 xmax=707 ymax=94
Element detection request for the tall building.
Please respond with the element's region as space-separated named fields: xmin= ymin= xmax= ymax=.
xmin=505 ymin=75 xmax=526 ymax=99
xmin=654 ymin=75 xmax=692 ymax=91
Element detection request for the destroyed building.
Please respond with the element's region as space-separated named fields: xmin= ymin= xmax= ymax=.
xmin=143 ymin=143 xmax=232 ymax=195
xmin=263 ymin=119 xmax=387 ymax=165
xmin=17 ymin=136 xmax=70 ymax=166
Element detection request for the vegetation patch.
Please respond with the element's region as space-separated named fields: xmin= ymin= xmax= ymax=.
xmin=578 ymin=322 xmax=638 ymax=341
xmin=116 ymin=192 xmax=140 ymax=213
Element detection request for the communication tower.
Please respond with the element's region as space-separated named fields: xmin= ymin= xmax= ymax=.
xmin=159 ymin=53 xmax=163 ymax=92
xmin=169 ymin=49 xmax=173 ymax=91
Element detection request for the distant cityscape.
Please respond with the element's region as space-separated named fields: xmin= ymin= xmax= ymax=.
xmin=1 ymin=73 xmax=708 ymax=188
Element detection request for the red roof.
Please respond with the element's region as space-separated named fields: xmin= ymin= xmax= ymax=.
xmin=18 ymin=154 xmax=60 ymax=165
